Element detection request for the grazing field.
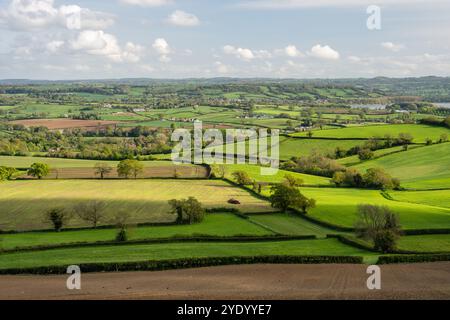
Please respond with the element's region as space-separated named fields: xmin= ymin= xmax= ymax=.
xmin=389 ymin=190 xmax=450 ymax=209
xmin=0 ymin=180 xmax=276 ymax=231
xmin=397 ymin=235 xmax=450 ymax=253
xmin=283 ymin=188 xmax=450 ymax=230
xmin=0 ymin=238 xmax=375 ymax=270
xmin=10 ymin=119 xmax=119 ymax=130
xmin=0 ymin=214 xmax=272 ymax=250
xmin=337 ymin=145 xmax=423 ymax=166
xmin=277 ymin=136 xmax=363 ymax=160
xmin=224 ymin=164 xmax=330 ymax=186
xmin=353 ymin=143 xmax=450 ymax=189
xmin=247 ymin=213 xmax=338 ymax=238
xmin=291 ymin=124 xmax=450 ymax=143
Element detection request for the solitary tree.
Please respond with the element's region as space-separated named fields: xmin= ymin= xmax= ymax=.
xmin=28 ymin=163 xmax=50 ymax=179
xmin=94 ymin=163 xmax=113 ymax=179
xmin=355 ymin=204 xmax=402 ymax=253
xmin=45 ymin=208 xmax=71 ymax=232
xmin=73 ymin=201 xmax=106 ymax=228
xmin=117 ymin=159 xmax=144 ymax=179
xmin=168 ymin=197 xmax=205 ymax=225
xmin=231 ymin=170 xmax=253 ymax=186
xmin=112 ymin=211 xmax=131 ymax=242
xmin=0 ymin=166 xmax=17 ymax=181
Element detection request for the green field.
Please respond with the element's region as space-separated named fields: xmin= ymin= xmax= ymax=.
xmin=0 ymin=180 xmax=275 ymax=231
xmin=353 ymin=143 xmax=450 ymax=189
xmin=291 ymin=124 xmax=450 ymax=143
xmin=225 ymin=164 xmax=330 ymax=186
xmin=247 ymin=213 xmax=339 ymax=238
xmin=389 ymin=190 xmax=450 ymax=209
xmin=282 ymin=187 xmax=450 ymax=230
xmin=0 ymin=238 xmax=375 ymax=270
xmin=0 ymin=156 xmax=177 ymax=168
xmin=337 ymin=145 xmax=423 ymax=166
xmin=398 ymin=235 xmax=450 ymax=253
xmin=0 ymin=214 xmax=272 ymax=250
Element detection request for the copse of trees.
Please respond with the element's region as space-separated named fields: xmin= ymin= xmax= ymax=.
xmin=117 ymin=159 xmax=144 ymax=179
xmin=332 ymin=167 xmax=399 ymax=190
xmin=27 ymin=163 xmax=50 ymax=179
xmin=269 ymin=183 xmax=316 ymax=214
xmin=168 ymin=197 xmax=205 ymax=225
xmin=355 ymin=204 xmax=402 ymax=253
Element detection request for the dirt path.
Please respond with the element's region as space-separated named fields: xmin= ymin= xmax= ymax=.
xmin=0 ymin=263 xmax=449 ymax=300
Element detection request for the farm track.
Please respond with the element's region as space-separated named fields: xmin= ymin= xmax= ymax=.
xmin=0 ymin=263 xmax=449 ymax=300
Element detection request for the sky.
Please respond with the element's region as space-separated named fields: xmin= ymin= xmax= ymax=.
xmin=0 ymin=0 xmax=449 ymax=80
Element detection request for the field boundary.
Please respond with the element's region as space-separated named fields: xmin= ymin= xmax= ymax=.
xmin=0 ymin=255 xmax=364 ymax=275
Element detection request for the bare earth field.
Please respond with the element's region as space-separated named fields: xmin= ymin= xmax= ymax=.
xmin=0 ymin=263 xmax=449 ymax=300
xmin=11 ymin=119 xmax=119 ymax=130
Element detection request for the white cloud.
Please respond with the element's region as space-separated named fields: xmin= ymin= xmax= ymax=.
xmin=309 ymin=44 xmax=340 ymax=60
xmin=167 ymin=10 xmax=200 ymax=27
xmin=223 ymin=45 xmax=255 ymax=61
xmin=0 ymin=0 xmax=115 ymax=31
xmin=71 ymin=30 xmax=143 ymax=63
xmin=46 ymin=40 xmax=64 ymax=53
xmin=284 ymin=45 xmax=302 ymax=57
xmin=381 ymin=42 xmax=405 ymax=52
xmin=152 ymin=38 xmax=171 ymax=62
xmin=120 ymin=0 xmax=172 ymax=7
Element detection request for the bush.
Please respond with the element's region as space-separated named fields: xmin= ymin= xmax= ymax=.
xmin=115 ymin=228 xmax=128 ymax=242
xmin=169 ymin=197 xmax=205 ymax=225
xmin=27 ymin=163 xmax=50 ymax=179
xmin=231 ymin=171 xmax=252 ymax=185
xmin=45 ymin=208 xmax=71 ymax=232
xmin=269 ymin=184 xmax=316 ymax=214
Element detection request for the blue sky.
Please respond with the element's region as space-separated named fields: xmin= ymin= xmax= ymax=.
xmin=0 ymin=0 xmax=449 ymax=79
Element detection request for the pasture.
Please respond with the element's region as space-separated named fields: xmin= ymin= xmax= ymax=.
xmin=389 ymin=190 xmax=450 ymax=209
xmin=397 ymin=235 xmax=450 ymax=253
xmin=0 ymin=238 xmax=375 ymax=270
xmin=353 ymin=142 xmax=450 ymax=189
xmin=290 ymin=124 xmax=450 ymax=143
xmin=0 ymin=214 xmax=272 ymax=250
xmin=287 ymin=188 xmax=450 ymax=230
xmin=0 ymin=180 xmax=276 ymax=231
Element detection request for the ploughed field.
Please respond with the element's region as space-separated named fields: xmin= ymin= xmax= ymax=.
xmin=0 ymin=180 xmax=276 ymax=231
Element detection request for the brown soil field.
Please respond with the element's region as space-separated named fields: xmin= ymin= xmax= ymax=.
xmin=23 ymin=165 xmax=209 ymax=179
xmin=11 ymin=119 xmax=120 ymax=130
xmin=0 ymin=263 xmax=449 ymax=300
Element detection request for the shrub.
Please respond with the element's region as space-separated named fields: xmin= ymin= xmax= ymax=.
xmin=45 ymin=208 xmax=71 ymax=232
xmin=231 ymin=170 xmax=252 ymax=185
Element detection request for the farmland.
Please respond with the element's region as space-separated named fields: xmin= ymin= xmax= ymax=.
xmin=0 ymin=79 xmax=449 ymax=277
xmin=0 ymin=180 xmax=276 ymax=230
xmin=291 ymin=124 xmax=450 ymax=143
xmin=353 ymin=142 xmax=450 ymax=189
xmin=0 ymin=238 xmax=376 ymax=270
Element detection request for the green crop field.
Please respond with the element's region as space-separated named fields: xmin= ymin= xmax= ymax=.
xmin=275 ymin=187 xmax=450 ymax=230
xmin=389 ymin=190 xmax=450 ymax=209
xmin=0 ymin=213 xmax=272 ymax=250
xmin=353 ymin=142 xmax=450 ymax=189
xmin=0 ymin=180 xmax=275 ymax=231
xmin=291 ymin=124 xmax=450 ymax=143
xmin=247 ymin=213 xmax=339 ymax=238
xmin=0 ymin=238 xmax=375 ymax=270
xmin=337 ymin=145 xmax=423 ymax=166
xmin=397 ymin=235 xmax=450 ymax=253
xmin=224 ymin=163 xmax=330 ymax=186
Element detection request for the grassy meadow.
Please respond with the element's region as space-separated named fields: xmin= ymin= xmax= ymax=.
xmin=0 ymin=180 xmax=275 ymax=231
